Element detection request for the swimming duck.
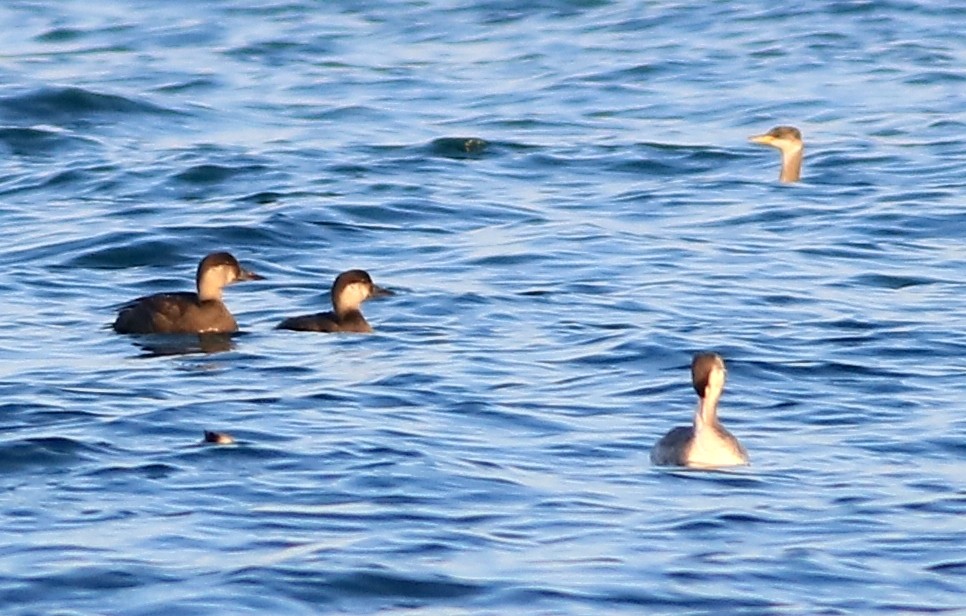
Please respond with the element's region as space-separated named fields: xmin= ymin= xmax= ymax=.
xmin=276 ymin=269 xmax=391 ymax=333
xmin=749 ymin=125 xmax=803 ymax=183
xmin=650 ymin=352 xmax=749 ymax=468
xmin=113 ymin=252 xmax=263 ymax=334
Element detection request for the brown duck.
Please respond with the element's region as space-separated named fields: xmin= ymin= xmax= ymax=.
xmin=277 ymin=269 xmax=391 ymax=333
xmin=113 ymin=252 xmax=263 ymax=334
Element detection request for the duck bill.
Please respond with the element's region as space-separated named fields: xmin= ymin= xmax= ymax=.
xmin=240 ymin=269 xmax=265 ymax=281
xmin=371 ymin=284 xmax=394 ymax=298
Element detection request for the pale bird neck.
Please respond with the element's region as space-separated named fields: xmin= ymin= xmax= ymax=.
xmin=333 ymin=283 xmax=368 ymax=316
xmin=197 ymin=276 xmax=224 ymax=302
xmin=694 ymin=388 xmax=722 ymax=430
xmin=780 ymin=145 xmax=803 ymax=183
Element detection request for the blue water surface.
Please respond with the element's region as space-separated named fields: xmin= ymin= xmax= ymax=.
xmin=1 ymin=1 xmax=965 ymax=614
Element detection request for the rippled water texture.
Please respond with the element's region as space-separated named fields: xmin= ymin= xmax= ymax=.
xmin=1 ymin=1 xmax=965 ymax=614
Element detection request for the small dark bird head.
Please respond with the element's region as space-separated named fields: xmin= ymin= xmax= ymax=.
xmin=331 ymin=269 xmax=392 ymax=313
xmin=203 ymin=430 xmax=235 ymax=445
xmin=197 ymin=251 xmax=263 ymax=284
xmin=195 ymin=252 xmax=263 ymax=300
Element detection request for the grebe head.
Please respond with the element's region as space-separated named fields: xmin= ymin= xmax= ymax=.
xmin=750 ymin=125 xmax=802 ymax=146
xmin=330 ymin=269 xmax=392 ymax=316
xmin=749 ymin=125 xmax=804 ymax=183
xmin=196 ymin=252 xmax=264 ymax=302
xmin=692 ymin=352 xmax=726 ymax=399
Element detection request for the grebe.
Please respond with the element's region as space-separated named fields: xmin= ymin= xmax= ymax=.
xmin=650 ymin=352 xmax=749 ymax=468
xmin=749 ymin=125 xmax=803 ymax=183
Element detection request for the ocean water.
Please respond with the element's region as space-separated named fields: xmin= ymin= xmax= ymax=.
xmin=1 ymin=0 xmax=965 ymax=613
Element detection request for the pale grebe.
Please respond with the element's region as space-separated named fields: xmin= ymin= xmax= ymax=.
xmin=113 ymin=252 xmax=263 ymax=334
xmin=650 ymin=352 xmax=749 ymax=468
xmin=749 ymin=125 xmax=803 ymax=183
xmin=276 ymin=269 xmax=391 ymax=333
